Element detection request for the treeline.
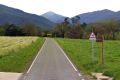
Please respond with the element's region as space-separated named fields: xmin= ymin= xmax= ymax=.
xmin=52 ymin=17 xmax=120 ymax=40
xmin=0 ymin=23 xmax=42 ymax=36
xmin=0 ymin=17 xmax=120 ymax=40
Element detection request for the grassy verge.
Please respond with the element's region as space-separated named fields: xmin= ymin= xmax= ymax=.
xmin=0 ymin=37 xmax=44 ymax=72
xmin=56 ymin=38 xmax=120 ymax=80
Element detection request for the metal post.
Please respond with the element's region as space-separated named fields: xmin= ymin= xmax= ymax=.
xmin=92 ymin=40 xmax=94 ymax=64
xmin=89 ymin=32 xmax=96 ymax=65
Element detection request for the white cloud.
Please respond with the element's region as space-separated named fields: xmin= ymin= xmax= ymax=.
xmin=0 ymin=0 xmax=120 ymax=17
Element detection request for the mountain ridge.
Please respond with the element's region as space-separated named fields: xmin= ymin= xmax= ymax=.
xmin=42 ymin=9 xmax=120 ymax=24
xmin=0 ymin=4 xmax=55 ymax=29
xmin=0 ymin=4 xmax=120 ymax=29
xmin=72 ymin=9 xmax=120 ymax=23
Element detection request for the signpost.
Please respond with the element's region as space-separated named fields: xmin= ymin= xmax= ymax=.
xmin=96 ymin=35 xmax=104 ymax=65
xmin=89 ymin=32 xmax=96 ymax=64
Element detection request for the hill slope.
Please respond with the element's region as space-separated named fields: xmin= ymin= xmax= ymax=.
xmin=0 ymin=4 xmax=55 ymax=29
xmin=73 ymin=9 xmax=120 ymax=23
xmin=42 ymin=9 xmax=120 ymax=24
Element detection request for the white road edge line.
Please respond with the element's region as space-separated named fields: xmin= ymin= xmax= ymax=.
xmin=53 ymin=39 xmax=82 ymax=77
xmin=78 ymin=73 xmax=82 ymax=76
xmin=27 ymin=38 xmax=46 ymax=73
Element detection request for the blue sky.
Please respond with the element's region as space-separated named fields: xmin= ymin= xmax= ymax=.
xmin=0 ymin=0 xmax=120 ymax=17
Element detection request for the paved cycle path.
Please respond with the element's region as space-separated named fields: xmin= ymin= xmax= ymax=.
xmin=21 ymin=38 xmax=84 ymax=80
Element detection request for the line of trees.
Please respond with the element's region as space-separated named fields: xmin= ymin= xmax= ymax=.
xmin=52 ymin=17 xmax=120 ymax=40
xmin=0 ymin=23 xmax=42 ymax=36
xmin=0 ymin=18 xmax=120 ymax=40
xmin=52 ymin=16 xmax=87 ymax=39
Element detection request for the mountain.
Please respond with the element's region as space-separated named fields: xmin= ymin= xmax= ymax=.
xmin=42 ymin=11 xmax=65 ymax=23
xmin=72 ymin=9 xmax=120 ymax=24
xmin=115 ymin=11 xmax=120 ymax=20
xmin=0 ymin=4 xmax=55 ymax=29
xmin=0 ymin=4 xmax=120 ymax=29
xmin=42 ymin=9 xmax=120 ymax=24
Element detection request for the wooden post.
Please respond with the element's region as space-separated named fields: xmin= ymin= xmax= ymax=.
xmin=101 ymin=35 xmax=104 ymax=65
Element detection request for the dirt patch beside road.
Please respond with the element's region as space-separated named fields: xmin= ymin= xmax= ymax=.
xmin=0 ymin=72 xmax=22 ymax=80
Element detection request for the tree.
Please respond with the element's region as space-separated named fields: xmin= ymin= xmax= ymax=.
xmin=52 ymin=23 xmax=71 ymax=37
xmin=0 ymin=26 xmax=4 ymax=36
xmin=5 ymin=24 xmax=20 ymax=36
xmin=52 ymin=18 xmax=71 ymax=38
xmin=103 ymin=19 xmax=119 ymax=40
xmin=22 ymin=23 xmax=38 ymax=36
xmin=81 ymin=22 xmax=87 ymax=29
xmin=71 ymin=16 xmax=80 ymax=26
xmin=65 ymin=23 xmax=84 ymax=39
xmin=85 ymin=19 xmax=120 ymax=40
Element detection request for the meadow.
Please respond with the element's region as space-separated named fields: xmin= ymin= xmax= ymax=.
xmin=56 ymin=38 xmax=120 ymax=80
xmin=0 ymin=37 xmax=44 ymax=72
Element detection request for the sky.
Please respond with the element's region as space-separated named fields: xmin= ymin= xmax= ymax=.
xmin=0 ymin=0 xmax=120 ymax=17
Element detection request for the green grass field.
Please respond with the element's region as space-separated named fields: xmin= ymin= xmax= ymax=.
xmin=56 ymin=38 xmax=120 ymax=80
xmin=0 ymin=37 xmax=44 ymax=72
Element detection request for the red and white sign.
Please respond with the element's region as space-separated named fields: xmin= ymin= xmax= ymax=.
xmin=89 ymin=32 xmax=96 ymax=40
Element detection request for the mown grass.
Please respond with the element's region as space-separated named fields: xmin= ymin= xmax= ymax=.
xmin=56 ymin=38 xmax=120 ymax=80
xmin=0 ymin=37 xmax=44 ymax=72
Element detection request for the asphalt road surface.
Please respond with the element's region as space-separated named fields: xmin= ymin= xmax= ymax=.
xmin=21 ymin=38 xmax=85 ymax=80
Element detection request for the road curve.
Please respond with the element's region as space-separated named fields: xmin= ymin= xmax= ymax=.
xmin=21 ymin=38 xmax=84 ymax=80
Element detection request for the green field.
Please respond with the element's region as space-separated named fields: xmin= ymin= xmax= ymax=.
xmin=0 ymin=37 xmax=44 ymax=72
xmin=56 ymin=38 xmax=120 ymax=80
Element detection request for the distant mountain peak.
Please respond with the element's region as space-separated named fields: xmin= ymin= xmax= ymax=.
xmin=98 ymin=9 xmax=115 ymax=13
xmin=46 ymin=11 xmax=55 ymax=13
xmin=42 ymin=11 xmax=64 ymax=17
xmin=42 ymin=11 xmax=65 ymax=23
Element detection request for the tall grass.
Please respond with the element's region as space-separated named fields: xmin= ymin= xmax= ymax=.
xmin=0 ymin=37 xmax=38 ymax=56
xmin=0 ymin=37 xmax=44 ymax=72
